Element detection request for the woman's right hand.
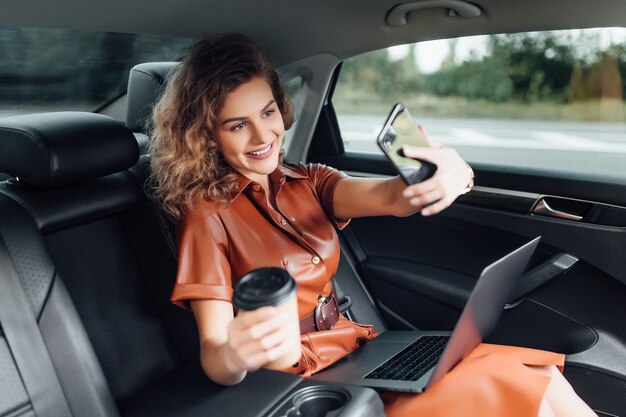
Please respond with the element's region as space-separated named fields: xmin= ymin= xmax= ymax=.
xmin=222 ymin=306 xmax=298 ymax=373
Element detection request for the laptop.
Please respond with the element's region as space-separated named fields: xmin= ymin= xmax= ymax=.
xmin=311 ymin=236 xmax=541 ymax=392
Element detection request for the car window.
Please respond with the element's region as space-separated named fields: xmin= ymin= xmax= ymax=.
xmin=0 ymin=27 xmax=191 ymax=117
xmin=332 ymin=28 xmax=626 ymax=180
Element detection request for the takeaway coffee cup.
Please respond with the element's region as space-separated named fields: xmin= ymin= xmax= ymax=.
xmin=233 ymin=267 xmax=301 ymax=370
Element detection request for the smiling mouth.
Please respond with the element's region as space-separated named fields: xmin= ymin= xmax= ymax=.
xmin=247 ymin=142 xmax=273 ymax=156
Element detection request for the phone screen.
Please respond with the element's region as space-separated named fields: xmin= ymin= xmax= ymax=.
xmin=377 ymin=104 xmax=436 ymax=184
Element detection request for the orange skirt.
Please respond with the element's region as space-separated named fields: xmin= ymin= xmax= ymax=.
xmin=379 ymin=343 xmax=565 ymax=417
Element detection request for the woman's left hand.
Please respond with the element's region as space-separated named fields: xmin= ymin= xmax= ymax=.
xmin=400 ymin=137 xmax=473 ymax=216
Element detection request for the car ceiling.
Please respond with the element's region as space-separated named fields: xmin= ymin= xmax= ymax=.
xmin=2 ymin=0 xmax=625 ymax=65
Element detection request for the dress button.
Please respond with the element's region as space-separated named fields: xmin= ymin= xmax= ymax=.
xmin=311 ymin=256 xmax=321 ymax=265
xmin=280 ymin=219 xmax=287 ymax=226
xmin=252 ymin=184 xmax=261 ymax=192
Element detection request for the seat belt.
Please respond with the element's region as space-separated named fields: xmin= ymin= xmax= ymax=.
xmin=0 ymin=235 xmax=73 ymax=417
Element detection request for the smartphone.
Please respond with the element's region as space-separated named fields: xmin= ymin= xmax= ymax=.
xmin=376 ymin=103 xmax=437 ymax=185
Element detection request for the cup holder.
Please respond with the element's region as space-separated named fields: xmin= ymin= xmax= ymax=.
xmin=283 ymin=385 xmax=350 ymax=417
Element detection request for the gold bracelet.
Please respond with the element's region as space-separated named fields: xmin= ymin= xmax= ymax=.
xmin=459 ymin=164 xmax=474 ymax=195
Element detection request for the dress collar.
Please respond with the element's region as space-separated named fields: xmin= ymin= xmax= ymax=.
xmin=233 ymin=164 xmax=308 ymax=199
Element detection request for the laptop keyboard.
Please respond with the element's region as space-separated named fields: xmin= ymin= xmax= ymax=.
xmin=364 ymin=335 xmax=449 ymax=381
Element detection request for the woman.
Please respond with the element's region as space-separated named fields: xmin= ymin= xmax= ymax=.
xmin=150 ymin=33 xmax=596 ymax=417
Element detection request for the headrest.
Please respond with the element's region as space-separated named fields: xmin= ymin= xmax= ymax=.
xmin=126 ymin=62 xmax=179 ymax=132
xmin=0 ymin=112 xmax=139 ymax=188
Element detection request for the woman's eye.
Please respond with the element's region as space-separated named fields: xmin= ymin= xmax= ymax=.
xmin=262 ymin=109 xmax=276 ymax=118
xmin=231 ymin=122 xmax=246 ymax=131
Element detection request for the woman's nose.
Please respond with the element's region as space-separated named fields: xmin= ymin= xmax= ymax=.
xmin=250 ymin=123 xmax=275 ymax=144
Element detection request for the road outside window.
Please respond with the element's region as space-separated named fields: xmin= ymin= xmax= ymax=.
xmin=333 ymin=28 xmax=626 ymax=180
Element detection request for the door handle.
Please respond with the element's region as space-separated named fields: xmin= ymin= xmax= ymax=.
xmin=533 ymin=198 xmax=583 ymax=221
xmin=505 ymin=253 xmax=578 ymax=308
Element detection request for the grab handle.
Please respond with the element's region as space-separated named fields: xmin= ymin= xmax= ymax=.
xmin=505 ymin=253 xmax=578 ymax=309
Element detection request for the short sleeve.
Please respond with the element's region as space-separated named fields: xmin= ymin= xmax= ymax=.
xmin=170 ymin=205 xmax=233 ymax=310
xmin=306 ymin=163 xmax=351 ymax=230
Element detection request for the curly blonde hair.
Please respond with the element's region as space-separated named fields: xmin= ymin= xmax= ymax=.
xmin=149 ymin=33 xmax=294 ymax=221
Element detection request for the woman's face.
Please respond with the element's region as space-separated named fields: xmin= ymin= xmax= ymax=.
xmin=215 ymin=76 xmax=284 ymax=185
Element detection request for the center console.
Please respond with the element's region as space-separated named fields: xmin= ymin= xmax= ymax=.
xmin=120 ymin=361 xmax=385 ymax=417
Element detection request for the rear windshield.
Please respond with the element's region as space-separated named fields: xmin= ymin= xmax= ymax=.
xmin=0 ymin=27 xmax=191 ymax=117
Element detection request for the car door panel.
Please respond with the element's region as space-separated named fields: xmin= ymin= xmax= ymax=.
xmin=344 ymin=210 xmax=603 ymax=350
xmin=312 ymin=139 xmax=626 ymax=415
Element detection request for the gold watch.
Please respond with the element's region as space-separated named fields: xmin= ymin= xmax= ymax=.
xmin=459 ymin=164 xmax=474 ymax=195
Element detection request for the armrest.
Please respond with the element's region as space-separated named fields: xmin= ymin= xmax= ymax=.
xmin=121 ymin=361 xmax=384 ymax=417
xmin=120 ymin=361 xmax=301 ymax=417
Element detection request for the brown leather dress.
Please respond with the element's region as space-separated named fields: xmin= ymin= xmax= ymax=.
xmin=171 ymin=163 xmax=564 ymax=417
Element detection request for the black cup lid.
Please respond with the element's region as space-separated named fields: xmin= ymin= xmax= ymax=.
xmin=233 ymin=267 xmax=297 ymax=310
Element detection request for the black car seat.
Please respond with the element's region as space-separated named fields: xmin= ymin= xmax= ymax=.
xmin=126 ymin=62 xmax=180 ymax=155
xmin=0 ymin=112 xmax=307 ymax=417
xmin=125 ymin=62 xmax=388 ymax=332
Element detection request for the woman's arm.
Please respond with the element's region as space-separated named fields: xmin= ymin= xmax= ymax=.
xmin=191 ymin=299 xmax=296 ymax=385
xmin=333 ymin=144 xmax=472 ymax=219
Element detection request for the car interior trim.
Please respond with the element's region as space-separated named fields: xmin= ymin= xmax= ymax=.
xmin=533 ymin=198 xmax=583 ymax=221
xmin=280 ymin=54 xmax=341 ymax=163
xmin=335 ymin=169 xmax=626 ymax=227
xmin=39 ymin=276 xmax=120 ymax=417
xmin=386 ymin=0 xmax=483 ymax=27
xmin=1 ymin=174 xmax=145 ymax=235
xmin=377 ymin=301 xmax=420 ymax=331
xmin=506 ymin=252 xmax=579 ymax=305
xmin=0 ymin=236 xmax=72 ymax=417
xmin=531 ymin=195 xmax=626 ymax=227
xmin=126 ymin=62 xmax=179 ymax=133
xmin=488 ymin=298 xmax=598 ymax=355
xmin=0 ymin=112 xmax=139 ymax=188
xmin=2 ymin=3 xmax=626 ymax=411
xmin=441 ymin=204 xmax=626 ymax=286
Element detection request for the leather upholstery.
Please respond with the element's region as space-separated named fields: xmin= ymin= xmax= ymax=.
xmin=0 ymin=173 xmax=143 ymax=235
xmin=0 ymin=193 xmax=58 ymax=317
xmin=0 ymin=186 xmax=120 ymax=417
xmin=125 ymin=62 xmax=178 ymax=132
xmin=0 ymin=112 xmax=138 ymax=188
xmin=0 ymin=110 xmax=386 ymax=417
